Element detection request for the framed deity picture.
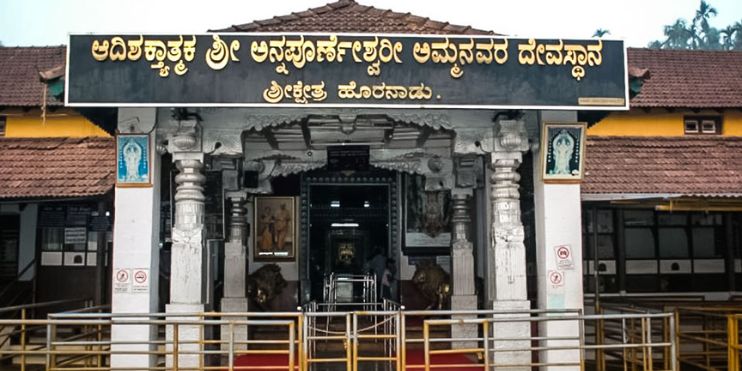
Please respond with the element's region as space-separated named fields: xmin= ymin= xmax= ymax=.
xmin=116 ymin=134 xmax=151 ymax=187
xmin=541 ymin=122 xmax=587 ymax=182
xmin=253 ymin=196 xmax=296 ymax=261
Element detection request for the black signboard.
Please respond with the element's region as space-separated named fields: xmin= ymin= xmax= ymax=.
xmin=67 ymin=33 xmax=628 ymax=110
xmin=39 ymin=206 xmax=66 ymax=228
xmin=327 ymin=145 xmax=370 ymax=171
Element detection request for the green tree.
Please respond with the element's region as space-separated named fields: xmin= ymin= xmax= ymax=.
xmin=663 ymin=19 xmax=694 ymax=49
xmin=693 ymin=0 xmax=717 ymax=33
xmin=720 ymin=25 xmax=737 ymax=49
xmin=593 ymin=29 xmax=610 ymax=38
xmin=733 ymin=21 xmax=742 ymax=49
xmin=648 ymin=1 xmax=742 ymax=50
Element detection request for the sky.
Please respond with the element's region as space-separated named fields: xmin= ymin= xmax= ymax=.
xmin=0 ymin=0 xmax=741 ymax=47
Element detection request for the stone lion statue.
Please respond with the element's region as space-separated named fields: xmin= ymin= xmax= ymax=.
xmin=411 ymin=261 xmax=451 ymax=310
xmin=246 ymin=264 xmax=287 ymax=310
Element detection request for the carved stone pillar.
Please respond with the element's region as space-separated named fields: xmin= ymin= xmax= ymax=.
xmin=490 ymin=158 xmax=527 ymax=301
xmin=450 ymin=156 xmax=478 ymax=348
xmin=450 ymin=189 xmax=478 ymax=348
xmin=489 ymin=120 xmax=531 ymax=370
xmin=221 ymin=190 xmax=249 ymax=351
xmin=166 ymin=120 xmax=206 ymax=369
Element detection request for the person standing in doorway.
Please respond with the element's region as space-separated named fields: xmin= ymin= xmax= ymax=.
xmin=382 ymin=258 xmax=396 ymax=301
xmin=364 ymin=247 xmax=386 ymax=301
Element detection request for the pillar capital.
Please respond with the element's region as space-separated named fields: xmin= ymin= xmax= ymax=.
xmin=168 ymin=119 xmax=203 ymax=161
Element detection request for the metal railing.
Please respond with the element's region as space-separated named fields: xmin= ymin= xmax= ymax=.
xmin=0 ymin=305 xmax=688 ymax=371
xmin=0 ymin=298 xmax=97 ymax=371
xmin=674 ymin=306 xmax=742 ymax=371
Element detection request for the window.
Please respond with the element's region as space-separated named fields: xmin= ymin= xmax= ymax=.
xmin=38 ymin=204 xmax=112 ymax=267
xmin=684 ymin=116 xmax=721 ymax=135
xmin=0 ymin=116 xmax=5 ymax=137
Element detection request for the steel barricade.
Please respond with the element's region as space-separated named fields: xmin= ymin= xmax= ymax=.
xmin=675 ymin=307 xmax=742 ymax=371
xmin=0 ymin=306 xmax=686 ymax=371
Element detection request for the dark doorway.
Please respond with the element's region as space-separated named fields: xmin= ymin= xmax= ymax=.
xmin=0 ymin=215 xmax=20 ymax=282
xmin=307 ymin=183 xmax=390 ymax=301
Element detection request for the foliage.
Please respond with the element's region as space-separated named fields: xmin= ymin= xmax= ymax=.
xmin=593 ymin=28 xmax=611 ymax=38
xmin=648 ymin=1 xmax=742 ymax=50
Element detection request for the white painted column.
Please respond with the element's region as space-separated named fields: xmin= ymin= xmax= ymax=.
xmin=533 ymin=112 xmax=584 ymax=371
xmin=166 ymin=157 xmax=207 ymax=368
xmin=489 ymin=120 xmax=531 ymax=370
xmin=111 ymin=108 xmax=160 ymax=370
xmin=221 ymin=190 xmax=249 ymax=351
xmin=165 ymin=119 xmax=207 ymax=368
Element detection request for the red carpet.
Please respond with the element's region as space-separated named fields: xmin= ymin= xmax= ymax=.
xmin=232 ymin=348 xmax=479 ymax=371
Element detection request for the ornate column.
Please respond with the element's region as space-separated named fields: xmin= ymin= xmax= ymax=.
xmin=449 ymin=156 xmax=478 ymax=347
xmin=490 ymin=120 xmax=531 ymax=370
xmin=166 ymin=120 xmax=206 ymax=369
xmin=221 ymin=190 xmax=249 ymax=350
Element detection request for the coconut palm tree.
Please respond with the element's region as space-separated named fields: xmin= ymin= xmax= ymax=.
xmin=693 ymin=0 xmax=718 ymax=33
xmin=593 ymin=29 xmax=610 ymax=38
xmin=664 ymin=19 xmax=693 ymax=49
xmin=720 ymin=25 xmax=736 ymax=49
xmin=733 ymin=21 xmax=742 ymax=49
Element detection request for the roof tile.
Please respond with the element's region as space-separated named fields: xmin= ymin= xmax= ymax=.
xmin=0 ymin=137 xmax=115 ymax=199
xmin=628 ymin=48 xmax=742 ymax=108
xmin=0 ymin=46 xmax=66 ymax=107
xmin=583 ymin=136 xmax=742 ymax=196
xmin=212 ymin=0 xmax=494 ymax=35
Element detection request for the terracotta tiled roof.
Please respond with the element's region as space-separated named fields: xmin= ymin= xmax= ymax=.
xmin=213 ymin=0 xmax=494 ymax=35
xmin=0 ymin=46 xmax=66 ymax=107
xmin=627 ymin=48 xmax=742 ymax=108
xmin=582 ymin=136 xmax=742 ymax=197
xmin=0 ymin=137 xmax=115 ymax=199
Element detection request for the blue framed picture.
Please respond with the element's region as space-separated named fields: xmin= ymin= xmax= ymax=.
xmin=116 ymin=134 xmax=151 ymax=187
xmin=541 ymin=122 xmax=587 ymax=182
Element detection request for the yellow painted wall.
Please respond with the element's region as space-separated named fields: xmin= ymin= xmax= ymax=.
xmin=588 ymin=109 xmax=742 ymax=137
xmin=4 ymin=109 xmax=110 ymax=138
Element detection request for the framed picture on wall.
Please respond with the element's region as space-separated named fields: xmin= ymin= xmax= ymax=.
xmin=116 ymin=134 xmax=151 ymax=187
xmin=253 ymin=196 xmax=296 ymax=261
xmin=541 ymin=122 xmax=587 ymax=182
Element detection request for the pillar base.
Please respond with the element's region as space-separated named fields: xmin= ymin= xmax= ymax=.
xmin=220 ymin=297 xmax=249 ymax=351
xmin=166 ymin=303 xmax=205 ymax=369
xmin=491 ymin=300 xmax=531 ymax=371
xmin=451 ymin=295 xmax=478 ymax=349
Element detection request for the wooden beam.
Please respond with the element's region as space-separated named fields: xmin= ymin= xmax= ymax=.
xmin=383 ymin=126 xmax=395 ymax=145
xmin=416 ymin=127 xmax=433 ymax=148
xmin=263 ymin=128 xmax=279 ymax=150
xmin=300 ymin=120 xmax=312 ymax=149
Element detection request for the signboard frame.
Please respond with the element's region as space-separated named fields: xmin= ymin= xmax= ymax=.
xmin=66 ymin=32 xmax=629 ymax=110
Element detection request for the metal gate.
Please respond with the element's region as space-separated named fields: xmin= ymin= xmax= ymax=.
xmin=302 ymin=302 xmax=401 ymax=371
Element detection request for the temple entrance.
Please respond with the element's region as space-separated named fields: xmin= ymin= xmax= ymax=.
xmin=304 ymin=171 xmax=394 ymax=303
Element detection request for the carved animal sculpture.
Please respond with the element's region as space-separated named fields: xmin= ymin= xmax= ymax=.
xmin=411 ymin=261 xmax=451 ymax=310
xmin=246 ymin=264 xmax=287 ymax=310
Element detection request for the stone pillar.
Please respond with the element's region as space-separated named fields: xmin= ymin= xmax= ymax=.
xmin=110 ymin=108 xmax=160 ymax=370
xmin=450 ymin=189 xmax=478 ymax=348
xmin=221 ymin=190 xmax=249 ymax=351
xmin=533 ymin=112 xmax=584 ymax=371
xmin=166 ymin=120 xmax=206 ymax=369
xmin=490 ymin=120 xmax=531 ymax=370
